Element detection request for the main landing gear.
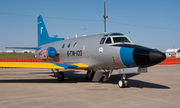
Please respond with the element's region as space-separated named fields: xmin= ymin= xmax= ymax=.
xmin=118 ymin=74 xmax=129 ymax=88
xmin=57 ymin=72 xmax=64 ymax=81
xmin=52 ymin=69 xmax=64 ymax=81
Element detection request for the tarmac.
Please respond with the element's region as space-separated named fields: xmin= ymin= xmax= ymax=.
xmin=0 ymin=65 xmax=180 ymax=108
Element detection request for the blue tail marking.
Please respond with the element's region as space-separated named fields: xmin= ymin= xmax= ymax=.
xmin=38 ymin=15 xmax=64 ymax=47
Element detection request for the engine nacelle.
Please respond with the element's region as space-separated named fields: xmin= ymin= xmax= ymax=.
xmin=33 ymin=47 xmax=57 ymax=60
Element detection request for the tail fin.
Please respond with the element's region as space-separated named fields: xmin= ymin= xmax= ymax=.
xmin=37 ymin=15 xmax=64 ymax=47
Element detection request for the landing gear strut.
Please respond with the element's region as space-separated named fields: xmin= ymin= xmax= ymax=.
xmin=118 ymin=74 xmax=129 ymax=88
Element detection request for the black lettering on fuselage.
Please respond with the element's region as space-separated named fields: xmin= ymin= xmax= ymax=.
xmin=67 ymin=50 xmax=82 ymax=57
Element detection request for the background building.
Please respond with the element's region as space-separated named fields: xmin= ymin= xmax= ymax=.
xmin=165 ymin=49 xmax=180 ymax=58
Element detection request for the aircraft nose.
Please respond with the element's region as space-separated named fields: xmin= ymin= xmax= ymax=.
xmin=133 ymin=47 xmax=166 ymax=67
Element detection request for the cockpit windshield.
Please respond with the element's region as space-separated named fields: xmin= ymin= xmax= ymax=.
xmin=113 ymin=37 xmax=130 ymax=43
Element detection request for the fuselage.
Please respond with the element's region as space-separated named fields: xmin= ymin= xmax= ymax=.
xmin=39 ymin=32 xmax=166 ymax=70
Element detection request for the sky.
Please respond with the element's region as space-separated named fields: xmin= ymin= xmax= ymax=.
xmin=0 ymin=0 xmax=180 ymax=51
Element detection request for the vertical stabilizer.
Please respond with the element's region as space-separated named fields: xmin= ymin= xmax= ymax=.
xmin=38 ymin=15 xmax=64 ymax=47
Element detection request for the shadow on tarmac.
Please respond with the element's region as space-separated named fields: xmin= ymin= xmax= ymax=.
xmin=0 ymin=70 xmax=170 ymax=89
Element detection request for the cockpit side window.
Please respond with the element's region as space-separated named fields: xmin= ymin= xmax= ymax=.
xmin=67 ymin=43 xmax=71 ymax=48
xmin=73 ymin=42 xmax=77 ymax=47
xmin=105 ymin=37 xmax=112 ymax=44
xmin=113 ymin=37 xmax=130 ymax=43
xmin=62 ymin=44 xmax=65 ymax=48
xmin=100 ymin=38 xmax=106 ymax=44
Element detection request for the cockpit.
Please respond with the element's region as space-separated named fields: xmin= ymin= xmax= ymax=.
xmin=100 ymin=33 xmax=132 ymax=44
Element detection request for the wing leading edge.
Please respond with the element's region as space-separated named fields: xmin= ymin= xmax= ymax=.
xmin=0 ymin=62 xmax=87 ymax=69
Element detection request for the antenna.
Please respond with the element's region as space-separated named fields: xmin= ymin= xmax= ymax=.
xmin=53 ymin=35 xmax=58 ymax=38
xmin=81 ymin=27 xmax=86 ymax=36
xmin=103 ymin=2 xmax=108 ymax=33
xmin=66 ymin=35 xmax=69 ymax=39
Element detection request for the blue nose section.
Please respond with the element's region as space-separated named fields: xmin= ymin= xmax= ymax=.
xmin=120 ymin=47 xmax=137 ymax=68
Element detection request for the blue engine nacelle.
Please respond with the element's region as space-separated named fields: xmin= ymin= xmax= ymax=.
xmin=33 ymin=47 xmax=57 ymax=60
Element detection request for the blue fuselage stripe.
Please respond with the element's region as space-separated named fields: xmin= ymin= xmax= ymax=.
xmin=120 ymin=47 xmax=137 ymax=68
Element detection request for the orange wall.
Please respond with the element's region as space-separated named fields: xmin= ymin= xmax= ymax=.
xmin=159 ymin=58 xmax=180 ymax=65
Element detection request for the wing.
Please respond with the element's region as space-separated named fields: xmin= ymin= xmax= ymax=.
xmin=0 ymin=62 xmax=87 ymax=69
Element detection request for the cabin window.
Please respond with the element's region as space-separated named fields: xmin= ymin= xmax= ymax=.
xmin=113 ymin=37 xmax=130 ymax=43
xmin=100 ymin=38 xmax=105 ymax=44
xmin=105 ymin=37 xmax=112 ymax=44
xmin=67 ymin=43 xmax=71 ymax=48
xmin=73 ymin=42 xmax=77 ymax=47
xmin=62 ymin=44 xmax=65 ymax=48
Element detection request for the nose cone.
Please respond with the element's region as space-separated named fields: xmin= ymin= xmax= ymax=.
xmin=149 ymin=50 xmax=166 ymax=64
xmin=133 ymin=47 xmax=166 ymax=67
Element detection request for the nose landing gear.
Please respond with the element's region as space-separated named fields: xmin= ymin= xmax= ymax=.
xmin=118 ymin=74 xmax=129 ymax=88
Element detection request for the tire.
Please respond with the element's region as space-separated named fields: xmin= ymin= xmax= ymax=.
xmin=118 ymin=80 xmax=124 ymax=88
xmin=118 ymin=79 xmax=130 ymax=88
xmin=57 ymin=72 xmax=64 ymax=81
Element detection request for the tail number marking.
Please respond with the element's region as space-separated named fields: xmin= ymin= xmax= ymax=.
xmin=67 ymin=50 xmax=82 ymax=57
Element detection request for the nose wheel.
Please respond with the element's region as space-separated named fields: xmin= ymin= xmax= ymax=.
xmin=118 ymin=74 xmax=129 ymax=88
